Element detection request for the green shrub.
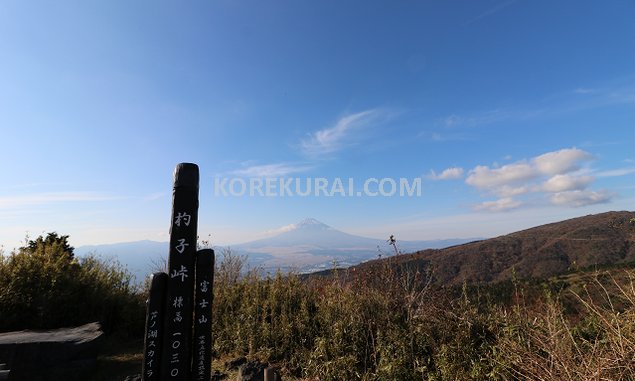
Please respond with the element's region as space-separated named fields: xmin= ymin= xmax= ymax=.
xmin=0 ymin=233 xmax=144 ymax=335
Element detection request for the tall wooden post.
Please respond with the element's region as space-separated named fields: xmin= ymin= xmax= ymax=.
xmin=160 ymin=163 xmax=199 ymax=380
xmin=192 ymin=248 xmax=215 ymax=380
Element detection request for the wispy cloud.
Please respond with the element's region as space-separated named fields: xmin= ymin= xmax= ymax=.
xmin=596 ymin=167 xmax=635 ymax=178
xmin=143 ymin=192 xmax=168 ymax=201
xmin=466 ymin=0 xmax=518 ymax=25
xmin=443 ymin=115 xmax=463 ymax=128
xmin=231 ymin=162 xmax=313 ymax=177
xmin=428 ymin=167 xmax=464 ymax=180
xmin=435 ymin=79 xmax=635 ymax=131
xmin=229 ymin=108 xmax=386 ymax=177
xmin=436 ymin=108 xmax=547 ymax=130
xmin=300 ymin=109 xmax=383 ymax=157
xmin=419 ymin=131 xmax=472 ymax=142
xmin=0 ymin=182 xmax=71 ymax=191
xmin=0 ymin=192 xmax=117 ymax=210
xmin=574 ymin=88 xmax=595 ymax=94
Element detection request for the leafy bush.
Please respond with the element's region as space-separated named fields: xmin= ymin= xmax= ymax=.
xmin=0 ymin=233 xmax=144 ymax=335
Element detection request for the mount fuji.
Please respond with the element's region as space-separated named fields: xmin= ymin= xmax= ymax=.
xmin=231 ymin=218 xmax=476 ymax=273
xmin=75 ymin=218 xmax=477 ymax=281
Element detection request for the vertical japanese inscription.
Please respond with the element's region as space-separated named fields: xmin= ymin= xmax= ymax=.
xmin=142 ymin=272 xmax=167 ymax=381
xmin=192 ymin=249 xmax=214 ymax=380
xmin=161 ymin=163 xmax=199 ymax=380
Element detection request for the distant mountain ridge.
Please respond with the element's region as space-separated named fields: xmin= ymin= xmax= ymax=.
xmin=75 ymin=240 xmax=168 ymax=282
xmin=339 ymin=211 xmax=635 ymax=286
xmin=75 ymin=218 xmax=477 ymax=281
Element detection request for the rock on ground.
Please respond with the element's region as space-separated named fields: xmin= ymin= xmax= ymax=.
xmin=0 ymin=322 xmax=103 ymax=381
xmin=237 ymin=360 xmax=268 ymax=381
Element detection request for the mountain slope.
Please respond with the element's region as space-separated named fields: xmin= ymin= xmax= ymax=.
xmin=343 ymin=211 xmax=635 ymax=286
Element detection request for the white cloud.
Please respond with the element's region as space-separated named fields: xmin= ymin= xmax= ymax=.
xmin=232 ymin=163 xmax=313 ymax=177
xmin=495 ymin=185 xmax=530 ymax=197
xmin=466 ymin=162 xmax=538 ymax=189
xmin=550 ymin=190 xmax=611 ymax=207
xmin=262 ymin=223 xmax=297 ymax=237
xmin=301 ymin=109 xmax=381 ymax=156
xmin=461 ymin=147 xmax=612 ymax=212
xmin=542 ymin=174 xmax=594 ymax=193
xmin=473 ymin=197 xmax=522 ymax=212
xmin=533 ymin=148 xmax=593 ymax=175
xmin=428 ymin=167 xmax=464 ymax=180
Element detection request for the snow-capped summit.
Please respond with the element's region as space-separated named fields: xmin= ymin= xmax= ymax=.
xmin=292 ymin=218 xmax=333 ymax=230
xmin=232 ymin=218 xmax=476 ymax=272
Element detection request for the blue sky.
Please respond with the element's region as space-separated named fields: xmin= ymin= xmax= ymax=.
xmin=1 ymin=0 xmax=634 ymax=250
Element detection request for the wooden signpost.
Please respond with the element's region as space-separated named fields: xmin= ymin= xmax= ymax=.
xmin=141 ymin=163 xmax=215 ymax=381
xmin=192 ymin=249 xmax=214 ymax=381
xmin=142 ymin=272 xmax=168 ymax=380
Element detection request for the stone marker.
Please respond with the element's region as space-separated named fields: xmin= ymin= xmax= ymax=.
xmin=0 ymin=322 xmax=103 ymax=381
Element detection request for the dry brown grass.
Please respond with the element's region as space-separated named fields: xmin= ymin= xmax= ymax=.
xmin=496 ymin=271 xmax=635 ymax=380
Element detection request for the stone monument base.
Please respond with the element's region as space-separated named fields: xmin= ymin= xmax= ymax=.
xmin=0 ymin=322 xmax=103 ymax=381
